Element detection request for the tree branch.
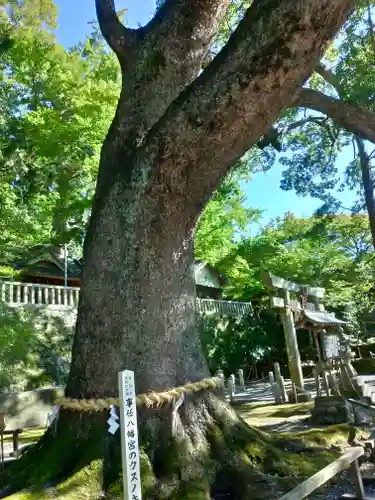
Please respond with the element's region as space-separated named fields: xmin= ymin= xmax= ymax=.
xmin=130 ymin=0 xmax=357 ymax=218
xmin=96 ymin=0 xmax=230 ymax=188
xmin=128 ymin=0 xmax=230 ymax=132
xmin=315 ymin=62 xmax=342 ymax=94
xmin=293 ymin=88 xmax=375 ymax=144
xmin=95 ymin=0 xmax=137 ymax=62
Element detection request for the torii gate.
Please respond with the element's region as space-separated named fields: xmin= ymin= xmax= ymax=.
xmin=262 ymin=272 xmax=346 ymax=392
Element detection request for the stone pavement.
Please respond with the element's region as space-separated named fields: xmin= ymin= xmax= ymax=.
xmin=226 ymin=377 xmax=317 ymax=403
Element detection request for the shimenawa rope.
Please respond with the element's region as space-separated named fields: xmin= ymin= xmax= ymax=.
xmin=56 ymin=377 xmax=222 ymax=412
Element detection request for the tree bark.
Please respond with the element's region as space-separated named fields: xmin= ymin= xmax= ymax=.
xmin=356 ymin=137 xmax=375 ymax=249
xmin=95 ymin=0 xmax=229 ymax=190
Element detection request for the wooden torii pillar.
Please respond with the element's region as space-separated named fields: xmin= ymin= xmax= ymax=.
xmin=262 ymin=272 xmax=325 ymax=392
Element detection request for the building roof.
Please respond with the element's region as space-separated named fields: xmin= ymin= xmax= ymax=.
xmin=297 ymin=309 xmax=347 ymax=331
xmin=304 ymin=310 xmax=346 ymax=326
xmin=9 ymin=251 xmax=226 ymax=287
xmin=13 ymin=256 xmax=81 ymax=280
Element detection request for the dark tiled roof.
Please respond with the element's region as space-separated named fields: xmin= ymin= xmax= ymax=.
xmin=11 ymin=254 xmax=225 ymax=284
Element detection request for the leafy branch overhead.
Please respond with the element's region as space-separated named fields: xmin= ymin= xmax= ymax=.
xmin=258 ymin=3 xmax=375 ymax=220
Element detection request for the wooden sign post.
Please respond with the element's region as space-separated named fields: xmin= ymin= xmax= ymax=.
xmin=118 ymin=370 xmax=142 ymax=500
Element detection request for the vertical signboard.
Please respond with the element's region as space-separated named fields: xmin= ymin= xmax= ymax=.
xmin=118 ymin=370 xmax=142 ymax=500
xmin=323 ymin=334 xmax=340 ymax=360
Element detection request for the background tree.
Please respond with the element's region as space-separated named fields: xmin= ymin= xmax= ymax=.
xmin=210 ymin=212 xmax=375 ymax=372
xmin=0 ymin=1 xmax=120 ymax=261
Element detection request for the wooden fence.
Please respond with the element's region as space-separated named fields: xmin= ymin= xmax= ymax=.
xmin=278 ymin=446 xmax=366 ymax=500
xmin=0 ymin=280 xmax=252 ymax=315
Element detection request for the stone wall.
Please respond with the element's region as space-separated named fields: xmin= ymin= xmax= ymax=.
xmin=0 ymin=387 xmax=64 ymax=431
xmin=12 ymin=304 xmax=77 ymax=333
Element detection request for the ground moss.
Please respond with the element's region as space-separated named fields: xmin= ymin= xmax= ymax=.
xmin=171 ymin=478 xmax=210 ymax=500
xmin=6 ymin=461 xmax=103 ymax=500
xmin=283 ymin=424 xmax=355 ymax=447
xmin=55 ymin=459 xmax=102 ymax=498
xmin=2 ymin=402 xmax=355 ymax=500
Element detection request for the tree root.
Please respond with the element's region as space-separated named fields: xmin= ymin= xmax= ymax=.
xmin=0 ymin=390 xmax=338 ymax=500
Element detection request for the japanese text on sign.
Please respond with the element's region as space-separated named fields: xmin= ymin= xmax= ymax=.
xmin=118 ymin=370 xmax=142 ymax=500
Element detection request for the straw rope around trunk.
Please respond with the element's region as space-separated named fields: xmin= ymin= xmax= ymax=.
xmin=55 ymin=377 xmax=223 ymax=412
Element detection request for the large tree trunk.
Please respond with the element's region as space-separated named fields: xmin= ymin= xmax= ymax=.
xmin=2 ymin=0 xmax=359 ymax=498
xmin=66 ymin=155 xmax=209 ymax=397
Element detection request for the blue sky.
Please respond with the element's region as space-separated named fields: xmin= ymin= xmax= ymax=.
xmin=55 ymin=0 xmax=356 ymax=227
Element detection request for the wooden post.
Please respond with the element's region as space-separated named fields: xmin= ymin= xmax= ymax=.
xmin=278 ymin=447 xmax=364 ymax=500
xmin=268 ymin=371 xmax=275 ymax=386
xmin=280 ymin=298 xmax=304 ymax=391
xmin=118 ymin=370 xmax=142 ymax=500
xmin=43 ymin=287 xmax=48 ymax=305
xmin=329 ymin=368 xmax=340 ymax=395
xmin=30 ymin=285 xmax=35 ymax=304
xmin=313 ymin=367 xmax=321 ymax=397
xmin=322 ymin=367 xmax=330 ymax=396
xmin=292 ymin=382 xmax=298 ymax=403
xmin=350 ymin=459 xmax=365 ymax=500
xmin=12 ymin=430 xmax=21 ymax=454
xmin=280 ymin=376 xmax=288 ymax=403
xmin=238 ymin=369 xmax=245 ymax=391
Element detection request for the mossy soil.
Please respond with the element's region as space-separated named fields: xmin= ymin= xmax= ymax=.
xmin=2 ymin=402 xmax=359 ymax=500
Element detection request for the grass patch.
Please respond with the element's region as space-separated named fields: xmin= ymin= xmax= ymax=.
xmin=237 ymin=402 xmax=313 ymax=426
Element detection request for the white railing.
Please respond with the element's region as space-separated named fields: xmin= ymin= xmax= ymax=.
xmin=0 ymin=281 xmax=252 ymax=315
xmin=196 ymin=298 xmax=252 ymax=315
xmin=0 ymin=281 xmax=80 ymax=308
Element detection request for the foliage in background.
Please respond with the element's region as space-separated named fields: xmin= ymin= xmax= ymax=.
xmin=218 ymin=212 xmax=375 ymax=327
xmin=199 ymin=310 xmax=285 ymax=377
xmin=0 ymin=0 xmax=120 ymax=261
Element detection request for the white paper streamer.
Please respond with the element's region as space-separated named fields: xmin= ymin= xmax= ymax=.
xmin=107 ymin=405 xmax=120 ymax=435
xmin=47 ymin=405 xmax=60 ymax=427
